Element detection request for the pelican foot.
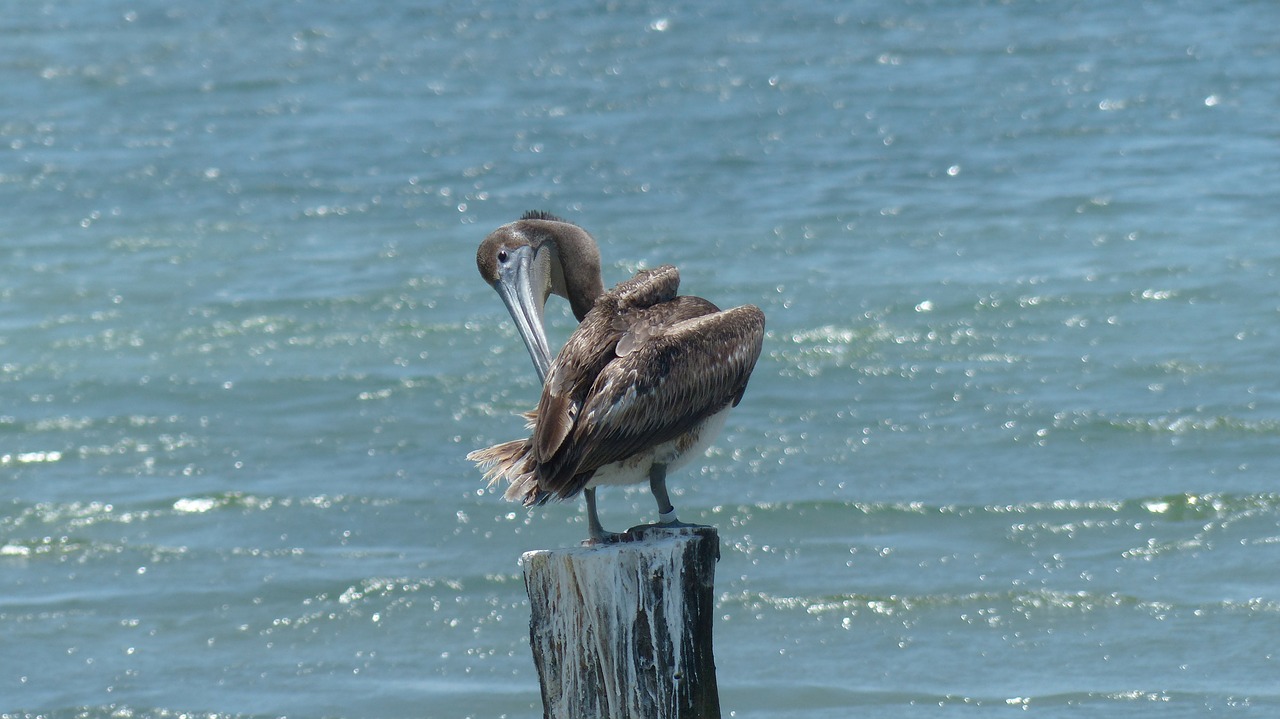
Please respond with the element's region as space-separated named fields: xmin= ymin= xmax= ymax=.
xmin=581 ymin=530 xmax=626 ymax=547
xmin=623 ymin=521 xmax=714 ymax=542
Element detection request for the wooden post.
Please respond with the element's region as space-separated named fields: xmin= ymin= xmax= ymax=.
xmin=522 ymin=525 xmax=721 ymax=719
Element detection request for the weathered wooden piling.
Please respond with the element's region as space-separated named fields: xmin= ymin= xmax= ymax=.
xmin=521 ymin=525 xmax=721 ymax=719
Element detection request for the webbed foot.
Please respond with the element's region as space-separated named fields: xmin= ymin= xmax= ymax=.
xmin=624 ymin=520 xmax=715 ymax=542
xmin=580 ymin=529 xmax=626 ymax=546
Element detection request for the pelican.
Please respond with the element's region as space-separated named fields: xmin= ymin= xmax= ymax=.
xmin=467 ymin=211 xmax=765 ymax=543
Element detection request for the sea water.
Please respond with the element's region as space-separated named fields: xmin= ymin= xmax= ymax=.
xmin=3 ymin=1 xmax=1278 ymax=716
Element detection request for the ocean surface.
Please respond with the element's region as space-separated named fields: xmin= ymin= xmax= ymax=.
xmin=3 ymin=1 xmax=1279 ymax=716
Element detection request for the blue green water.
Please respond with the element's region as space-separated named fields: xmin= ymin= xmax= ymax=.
xmin=3 ymin=1 xmax=1279 ymax=716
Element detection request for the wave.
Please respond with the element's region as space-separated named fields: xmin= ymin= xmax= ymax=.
xmin=722 ymin=586 xmax=1280 ymax=624
xmin=725 ymin=685 xmax=1280 ymax=711
xmin=725 ymin=586 xmax=1154 ymax=616
xmin=721 ymin=491 xmax=1280 ymax=523
xmin=0 ymin=493 xmax=343 ymax=531
xmin=0 ymin=708 xmax=268 ymax=719
xmin=1053 ymin=410 xmax=1280 ymax=437
xmin=0 ymin=493 xmax=394 ymax=564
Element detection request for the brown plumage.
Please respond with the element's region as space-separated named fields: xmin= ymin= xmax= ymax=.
xmin=468 ymin=213 xmax=765 ymax=541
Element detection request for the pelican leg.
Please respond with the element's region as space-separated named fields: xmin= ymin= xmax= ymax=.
xmin=648 ymin=463 xmax=678 ymax=522
xmin=649 ymin=463 xmax=698 ymax=528
xmin=583 ymin=488 xmax=624 ymax=545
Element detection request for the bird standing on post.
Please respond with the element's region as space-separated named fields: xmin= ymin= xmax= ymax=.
xmin=468 ymin=211 xmax=765 ymax=544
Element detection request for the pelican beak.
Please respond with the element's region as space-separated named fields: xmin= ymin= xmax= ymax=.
xmin=491 ymin=244 xmax=553 ymax=383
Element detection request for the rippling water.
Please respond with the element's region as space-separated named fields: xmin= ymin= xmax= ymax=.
xmin=3 ymin=1 xmax=1279 ymax=717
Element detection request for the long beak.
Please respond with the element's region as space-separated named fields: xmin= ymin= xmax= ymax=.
xmin=492 ymin=245 xmax=553 ymax=383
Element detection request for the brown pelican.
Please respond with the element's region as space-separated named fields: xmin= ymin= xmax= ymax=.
xmin=467 ymin=211 xmax=765 ymax=543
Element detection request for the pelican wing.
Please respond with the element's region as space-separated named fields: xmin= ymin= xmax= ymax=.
xmin=531 ymin=265 xmax=683 ymax=470
xmin=532 ymin=312 xmax=622 ymax=466
xmin=567 ymin=303 xmax=765 ymax=481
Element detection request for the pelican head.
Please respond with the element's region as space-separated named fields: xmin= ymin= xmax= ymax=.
xmin=476 ymin=211 xmax=604 ymax=381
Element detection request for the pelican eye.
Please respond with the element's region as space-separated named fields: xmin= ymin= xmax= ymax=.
xmin=497 ymin=249 xmax=509 ymax=263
